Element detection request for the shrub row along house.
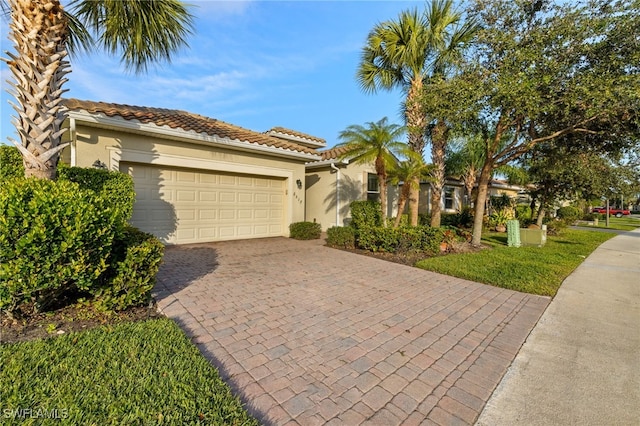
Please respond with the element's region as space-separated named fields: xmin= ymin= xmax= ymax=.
xmin=61 ymin=99 xmax=524 ymax=244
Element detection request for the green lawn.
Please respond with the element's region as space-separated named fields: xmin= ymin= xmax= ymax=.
xmin=416 ymin=229 xmax=615 ymax=297
xmin=0 ymin=318 xmax=258 ymax=426
xmin=588 ymin=216 xmax=640 ymax=231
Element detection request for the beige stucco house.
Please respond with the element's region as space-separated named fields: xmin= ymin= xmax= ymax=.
xmin=304 ymin=146 xmax=386 ymax=230
xmin=62 ymin=99 xmax=323 ymax=244
xmin=61 ymin=99 xmax=530 ymax=244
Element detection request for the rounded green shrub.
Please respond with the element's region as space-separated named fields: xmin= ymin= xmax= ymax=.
xmin=58 ymin=165 xmax=135 ymax=226
xmin=349 ymin=200 xmax=382 ymax=230
xmin=556 ymin=206 xmax=582 ymax=224
xmin=92 ymin=227 xmax=164 ymax=311
xmin=0 ymin=178 xmax=119 ymax=313
xmin=0 ymin=145 xmax=24 ymax=181
xmin=289 ymin=221 xmax=322 ymax=240
xmin=326 ymin=226 xmax=356 ymax=249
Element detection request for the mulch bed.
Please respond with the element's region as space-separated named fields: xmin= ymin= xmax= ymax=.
xmin=1 ymin=302 xmax=162 ymax=345
xmin=327 ymin=241 xmax=487 ymax=266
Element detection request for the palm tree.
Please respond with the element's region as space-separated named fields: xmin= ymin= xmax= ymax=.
xmin=388 ymin=151 xmax=434 ymax=228
xmin=357 ymin=0 xmax=477 ymax=226
xmin=445 ymin=135 xmax=486 ymax=208
xmin=335 ymin=117 xmax=405 ymax=226
xmin=2 ymin=0 xmax=194 ymax=179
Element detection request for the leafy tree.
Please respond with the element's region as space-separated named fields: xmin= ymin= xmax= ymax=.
xmin=388 ymin=151 xmax=434 ymax=228
xmin=335 ymin=117 xmax=405 ymax=225
xmin=2 ymin=0 xmax=194 ymax=179
xmin=517 ymin=141 xmax=618 ymax=224
xmin=425 ymin=0 xmax=639 ymax=245
xmin=357 ymin=0 xmax=477 ymax=226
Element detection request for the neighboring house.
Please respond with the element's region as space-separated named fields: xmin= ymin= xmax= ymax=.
xmin=62 ymin=99 xmax=320 ymax=244
xmin=304 ymin=146 xmax=383 ymax=230
xmin=416 ymin=179 xmax=465 ymax=215
xmin=487 ymin=179 xmax=530 ymax=203
xmin=406 ymin=178 xmax=530 ymax=217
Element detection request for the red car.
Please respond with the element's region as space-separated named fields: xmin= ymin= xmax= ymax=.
xmin=592 ymin=207 xmax=631 ymax=217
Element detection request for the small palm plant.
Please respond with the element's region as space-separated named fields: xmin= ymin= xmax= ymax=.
xmin=388 ymin=150 xmax=434 ymax=228
xmin=335 ymin=117 xmax=406 ymax=226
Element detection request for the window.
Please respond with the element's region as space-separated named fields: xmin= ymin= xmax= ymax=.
xmin=444 ymin=187 xmax=455 ymax=210
xmin=367 ymin=173 xmax=379 ymax=201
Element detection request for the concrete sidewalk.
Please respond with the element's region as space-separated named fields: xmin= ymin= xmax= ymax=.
xmin=476 ymin=228 xmax=640 ymax=425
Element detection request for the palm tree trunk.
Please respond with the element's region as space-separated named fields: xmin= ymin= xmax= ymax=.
xmin=408 ymin=176 xmax=420 ymax=226
xmin=471 ymin=161 xmax=493 ymax=246
xmin=406 ymin=77 xmax=426 ymax=226
xmin=5 ymin=0 xmax=71 ymax=180
xmin=429 ymin=119 xmax=447 ymax=227
xmin=394 ymin=184 xmax=411 ymax=228
xmin=463 ymin=165 xmax=477 ymax=207
xmin=378 ymin=172 xmax=388 ymax=227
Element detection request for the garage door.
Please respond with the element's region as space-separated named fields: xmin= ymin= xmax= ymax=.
xmin=120 ymin=163 xmax=286 ymax=244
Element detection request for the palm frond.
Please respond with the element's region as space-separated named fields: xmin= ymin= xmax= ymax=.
xmin=69 ymin=0 xmax=195 ymax=74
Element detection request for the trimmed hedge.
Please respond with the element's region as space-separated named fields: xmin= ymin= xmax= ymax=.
xmin=350 ymin=200 xmax=382 ymax=230
xmin=92 ymin=227 xmax=164 ymax=311
xmin=357 ymin=226 xmax=446 ymax=255
xmin=326 ymin=226 xmax=356 ymax=249
xmin=289 ymin=221 xmax=322 ymax=240
xmin=0 ymin=145 xmax=23 ymax=181
xmin=58 ymin=165 xmax=135 ymax=226
xmin=0 ymin=179 xmax=118 ymax=312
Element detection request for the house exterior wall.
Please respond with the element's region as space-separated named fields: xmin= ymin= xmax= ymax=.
xmin=64 ymin=123 xmax=308 ymax=226
xmin=306 ymin=162 xmax=384 ymax=230
xmin=395 ymin=183 xmax=464 ymax=216
xmin=488 ymin=186 xmax=520 ymax=199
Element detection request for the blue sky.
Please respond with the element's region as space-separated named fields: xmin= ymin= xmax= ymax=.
xmin=1 ymin=1 xmax=426 ymax=149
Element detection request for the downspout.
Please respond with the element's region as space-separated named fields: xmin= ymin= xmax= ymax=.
xmin=330 ymin=162 xmax=340 ymax=226
xmin=69 ymin=117 xmax=77 ymax=166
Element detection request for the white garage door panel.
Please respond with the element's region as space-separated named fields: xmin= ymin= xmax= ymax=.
xmin=121 ymin=163 xmax=286 ymax=244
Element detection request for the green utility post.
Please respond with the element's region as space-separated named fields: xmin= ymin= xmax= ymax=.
xmin=507 ymin=219 xmax=521 ymax=247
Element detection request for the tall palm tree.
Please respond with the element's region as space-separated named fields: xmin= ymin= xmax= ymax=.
xmin=388 ymin=151 xmax=434 ymax=228
xmin=357 ymin=0 xmax=477 ymax=226
xmin=335 ymin=117 xmax=405 ymax=226
xmin=2 ymin=0 xmax=194 ymax=179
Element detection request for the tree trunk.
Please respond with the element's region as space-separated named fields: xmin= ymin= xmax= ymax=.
xmin=378 ymin=171 xmax=388 ymax=227
xmin=536 ymin=207 xmax=546 ymax=227
xmin=429 ymin=119 xmax=447 ymax=227
xmin=463 ymin=165 xmax=477 ymax=208
xmin=405 ymin=76 xmax=426 ymax=226
xmin=394 ymin=185 xmax=411 ymax=228
xmin=471 ymin=161 xmax=493 ymax=246
xmin=5 ymin=0 xmax=71 ymax=180
xmin=24 ymin=167 xmax=58 ymax=180
xmin=408 ymin=176 xmax=420 ymax=226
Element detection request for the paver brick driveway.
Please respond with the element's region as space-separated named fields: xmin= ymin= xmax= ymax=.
xmin=155 ymin=237 xmax=550 ymax=425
